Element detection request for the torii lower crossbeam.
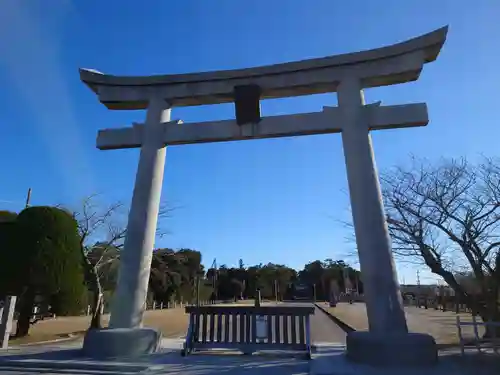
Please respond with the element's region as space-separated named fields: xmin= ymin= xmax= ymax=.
xmin=96 ymin=103 xmax=428 ymax=150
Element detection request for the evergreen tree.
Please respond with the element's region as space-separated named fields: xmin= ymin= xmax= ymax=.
xmin=14 ymin=206 xmax=86 ymax=336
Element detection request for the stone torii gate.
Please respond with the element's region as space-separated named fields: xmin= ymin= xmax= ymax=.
xmin=80 ymin=27 xmax=448 ymax=365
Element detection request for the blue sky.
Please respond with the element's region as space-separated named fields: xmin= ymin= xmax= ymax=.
xmin=0 ymin=0 xmax=498 ymax=284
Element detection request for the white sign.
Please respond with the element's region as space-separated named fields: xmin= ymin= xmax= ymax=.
xmin=1 ymin=296 xmax=17 ymax=349
xmin=256 ymin=315 xmax=267 ymax=341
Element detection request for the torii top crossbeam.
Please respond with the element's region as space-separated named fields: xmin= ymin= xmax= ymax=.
xmin=80 ymin=27 xmax=448 ymax=110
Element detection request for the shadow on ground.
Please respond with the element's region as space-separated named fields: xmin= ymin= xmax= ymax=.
xmin=0 ymin=345 xmax=497 ymax=375
xmin=314 ymin=346 xmax=499 ymax=375
xmin=440 ymin=350 xmax=499 ymax=372
xmin=0 ymin=348 xmax=311 ymax=375
xmin=148 ymin=353 xmax=311 ymax=375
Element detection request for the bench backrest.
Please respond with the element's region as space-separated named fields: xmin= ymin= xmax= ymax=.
xmin=185 ymin=305 xmax=314 ymax=347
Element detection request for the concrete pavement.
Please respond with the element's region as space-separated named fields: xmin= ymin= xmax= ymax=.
xmin=0 ymin=303 xmax=497 ymax=374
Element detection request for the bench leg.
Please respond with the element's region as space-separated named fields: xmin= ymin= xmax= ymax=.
xmin=182 ymin=320 xmax=195 ymax=356
xmin=305 ymin=315 xmax=312 ymax=359
xmin=181 ymin=341 xmax=188 ymax=356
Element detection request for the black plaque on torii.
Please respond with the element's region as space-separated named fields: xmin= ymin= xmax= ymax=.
xmin=233 ymin=84 xmax=262 ymax=125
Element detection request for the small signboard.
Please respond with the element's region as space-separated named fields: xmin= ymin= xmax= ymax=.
xmin=1 ymin=296 xmax=17 ymax=349
xmin=256 ymin=315 xmax=267 ymax=342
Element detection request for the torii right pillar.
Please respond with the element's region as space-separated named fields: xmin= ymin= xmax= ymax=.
xmin=338 ymin=78 xmax=438 ymax=366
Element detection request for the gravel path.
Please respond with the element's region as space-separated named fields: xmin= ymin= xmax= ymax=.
xmin=280 ymin=302 xmax=346 ymax=344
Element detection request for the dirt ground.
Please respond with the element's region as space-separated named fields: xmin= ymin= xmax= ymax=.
xmin=9 ymin=307 xmax=189 ymax=345
xmin=324 ymin=302 xmax=486 ymax=347
xmin=9 ymin=300 xmax=262 ymax=345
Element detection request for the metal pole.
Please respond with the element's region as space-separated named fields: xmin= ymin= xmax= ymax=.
xmin=343 ymin=267 xmax=348 ymax=293
xmin=274 ymin=280 xmax=278 ymax=302
xmin=255 ymin=289 xmax=261 ymax=307
xmin=211 ymin=258 xmax=218 ymax=301
xmin=195 ymin=276 xmax=200 ymax=307
xmin=25 ymin=188 xmax=32 ymax=208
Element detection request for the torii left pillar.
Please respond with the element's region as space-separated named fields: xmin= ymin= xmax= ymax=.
xmin=83 ymin=97 xmax=169 ymax=358
xmin=109 ymin=97 xmax=170 ymax=328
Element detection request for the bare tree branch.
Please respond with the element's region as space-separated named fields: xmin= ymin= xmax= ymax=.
xmin=67 ymin=194 xmax=178 ymax=271
xmin=380 ymin=156 xmax=500 ymax=334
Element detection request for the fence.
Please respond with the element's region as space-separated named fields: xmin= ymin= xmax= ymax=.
xmin=404 ymin=297 xmax=480 ymax=314
xmin=456 ymin=315 xmax=500 ymax=356
xmin=336 ymin=292 xmax=364 ymax=303
xmin=84 ymin=300 xmax=213 ymax=315
xmin=404 ymin=295 xmax=500 ymax=316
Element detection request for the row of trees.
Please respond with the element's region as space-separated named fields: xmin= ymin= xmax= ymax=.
xmin=205 ymin=259 xmax=362 ymax=302
xmin=104 ymin=253 xmax=362 ymax=305
xmin=83 ymin=248 xmax=363 ymax=308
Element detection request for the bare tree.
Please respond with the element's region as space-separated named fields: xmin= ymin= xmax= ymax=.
xmin=382 ymin=156 xmax=500 ymax=337
xmin=70 ymin=194 xmax=175 ymax=329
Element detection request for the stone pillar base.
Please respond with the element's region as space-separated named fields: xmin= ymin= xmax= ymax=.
xmin=346 ymin=331 xmax=438 ymax=367
xmin=82 ymin=328 xmax=162 ymax=359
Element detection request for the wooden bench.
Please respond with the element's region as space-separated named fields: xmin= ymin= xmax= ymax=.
xmin=182 ymin=305 xmax=315 ymax=358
